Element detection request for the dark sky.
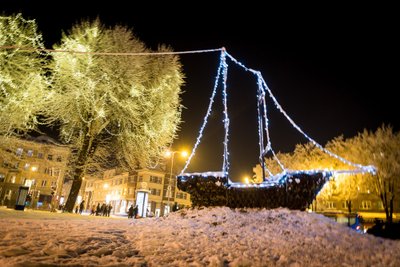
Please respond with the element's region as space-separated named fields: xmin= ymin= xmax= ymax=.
xmin=2 ymin=2 xmax=398 ymax=180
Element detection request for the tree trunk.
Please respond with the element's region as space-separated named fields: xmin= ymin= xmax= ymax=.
xmin=64 ymin=130 xmax=96 ymax=212
xmin=347 ymin=200 xmax=352 ymax=226
xmin=64 ymin=169 xmax=84 ymax=212
xmin=388 ymin=197 xmax=394 ymax=224
xmin=380 ymin=191 xmax=390 ymax=224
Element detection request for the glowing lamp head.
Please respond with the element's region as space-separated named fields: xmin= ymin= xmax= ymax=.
xmin=180 ymin=151 xmax=188 ymax=158
xmin=164 ymin=150 xmax=172 ymax=158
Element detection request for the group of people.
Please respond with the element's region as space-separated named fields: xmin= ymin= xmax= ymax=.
xmin=89 ymin=203 xmax=113 ymax=217
xmin=128 ymin=204 xmax=139 ymax=219
xmin=74 ymin=200 xmax=85 ymax=214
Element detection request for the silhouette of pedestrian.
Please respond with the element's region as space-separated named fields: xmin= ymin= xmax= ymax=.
xmin=79 ymin=200 xmax=85 ymax=214
xmin=128 ymin=205 xmax=134 ymax=218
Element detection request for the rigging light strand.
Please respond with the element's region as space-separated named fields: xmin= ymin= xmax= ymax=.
xmin=0 ymin=45 xmax=224 ymax=56
xmin=180 ymin=50 xmax=226 ymax=175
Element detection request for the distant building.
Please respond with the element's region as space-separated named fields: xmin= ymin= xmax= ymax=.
xmin=0 ymin=135 xmax=70 ymax=210
xmin=0 ymin=136 xmax=192 ymax=215
xmin=82 ymin=168 xmax=191 ymax=217
xmin=312 ymin=192 xmax=399 ymax=222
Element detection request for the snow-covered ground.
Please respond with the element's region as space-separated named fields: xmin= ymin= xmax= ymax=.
xmin=0 ymin=206 xmax=399 ymax=266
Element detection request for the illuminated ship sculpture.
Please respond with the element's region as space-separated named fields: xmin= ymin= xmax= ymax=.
xmin=177 ymin=49 xmax=375 ymax=210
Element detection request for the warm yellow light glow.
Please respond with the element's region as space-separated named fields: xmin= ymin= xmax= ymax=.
xmin=25 ymin=179 xmax=33 ymax=187
xmin=164 ymin=150 xmax=172 ymax=158
xmin=244 ymin=177 xmax=249 ymax=184
xmin=31 ymin=166 xmax=38 ymax=172
xmin=164 ymin=149 xmax=188 ymax=158
xmin=103 ymin=183 xmax=109 ymax=189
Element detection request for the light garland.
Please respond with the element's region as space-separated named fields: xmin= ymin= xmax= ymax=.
xmin=10 ymin=39 xmax=375 ymax=182
xmin=180 ymin=51 xmax=226 ymax=174
xmin=0 ymin=45 xmax=224 ymax=56
xmin=180 ymin=50 xmax=376 ymax=187
xmin=221 ymin=49 xmax=230 ymax=176
xmin=258 ymin=73 xmax=286 ymax=173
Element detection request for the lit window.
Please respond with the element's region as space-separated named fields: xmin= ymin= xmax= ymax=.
xmin=27 ymin=150 xmax=33 ymax=157
xmin=41 ymin=180 xmax=47 ymax=187
xmin=176 ymin=192 xmax=187 ymax=199
xmin=16 ymin=148 xmax=23 ymax=157
xmin=326 ymin=202 xmax=335 ymax=209
xmin=24 ymin=163 xmax=30 ymax=170
xmin=361 ymin=201 xmax=371 ymax=209
xmin=150 ymin=176 xmax=162 ymax=183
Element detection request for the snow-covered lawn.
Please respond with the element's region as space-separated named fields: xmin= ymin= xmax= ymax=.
xmin=0 ymin=206 xmax=399 ymax=266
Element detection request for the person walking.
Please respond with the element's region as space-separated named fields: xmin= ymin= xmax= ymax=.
xmin=133 ymin=204 xmax=139 ymax=219
xmin=95 ymin=203 xmax=101 ymax=216
xmin=128 ymin=205 xmax=134 ymax=218
xmin=107 ymin=204 xmax=112 ymax=217
xmin=79 ymin=200 xmax=85 ymax=214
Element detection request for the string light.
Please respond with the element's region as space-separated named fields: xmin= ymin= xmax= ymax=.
xmin=0 ymin=45 xmax=224 ymax=56
xmin=180 ymin=50 xmax=227 ymax=174
xmin=10 ymin=39 xmax=375 ymax=182
xmin=180 ymin=50 xmax=376 ymax=186
xmin=221 ymin=49 xmax=230 ymax=176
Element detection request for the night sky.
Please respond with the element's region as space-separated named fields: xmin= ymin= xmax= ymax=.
xmin=2 ymin=2 xmax=398 ymax=180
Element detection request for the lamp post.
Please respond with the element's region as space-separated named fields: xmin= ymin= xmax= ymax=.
xmin=164 ymin=150 xmax=188 ymax=214
xmin=29 ymin=166 xmax=38 ymax=209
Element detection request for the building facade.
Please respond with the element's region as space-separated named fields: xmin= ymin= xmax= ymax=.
xmin=312 ymin=192 xmax=399 ymax=222
xmin=0 ymin=136 xmax=192 ymax=215
xmin=82 ymin=168 xmax=191 ymax=217
xmin=0 ymin=136 xmax=70 ymax=210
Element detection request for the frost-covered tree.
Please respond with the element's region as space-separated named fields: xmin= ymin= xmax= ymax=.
xmin=316 ymin=126 xmax=400 ymax=224
xmin=0 ymin=14 xmax=49 ymax=136
xmin=45 ymin=20 xmax=184 ymax=212
xmin=347 ymin=126 xmax=400 ymax=224
xmin=322 ymin=136 xmax=365 ymax=225
xmin=264 ymin=126 xmax=400 ymax=224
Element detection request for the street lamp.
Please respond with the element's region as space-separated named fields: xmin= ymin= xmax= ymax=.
xmin=164 ymin=149 xmax=188 ymax=214
xmin=28 ymin=166 xmax=38 ymax=208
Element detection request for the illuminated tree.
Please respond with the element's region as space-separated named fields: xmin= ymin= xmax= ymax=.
xmin=0 ymin=14 xmax=49 ymax=136
xmin=266 ymin=126 xmax=400 ymax=224
xmin=346 ymin=126 xmax=400 ymax=224
xmin=323 ymin=137 xmax=364 ymax=225
xmin=44 ymin=20 xmax=184 ymax=212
